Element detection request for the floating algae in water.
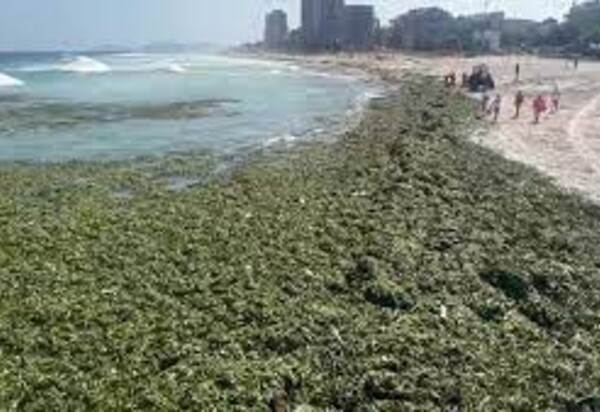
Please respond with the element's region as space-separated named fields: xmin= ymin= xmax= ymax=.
xmin=0 ymin=98 xmax=241 ymax=133
xmin=128 ymin=98 xmax=240 ymax=120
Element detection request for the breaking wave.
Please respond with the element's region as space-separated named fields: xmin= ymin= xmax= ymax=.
xmin=166 ymin=63 xmax=187 ymax=74
xmin=0 ymin=72 xmax=24 ymax=87
xmin=17 ymin=57 xmax=190 ymax=75
xmin=60 ymin=56 xmax=111 ymax=73
xmin=263 ymin=133 xmax=298 ymax=147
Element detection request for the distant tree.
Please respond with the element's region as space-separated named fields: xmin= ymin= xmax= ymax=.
xmin=537 ymin=19 xmax=569 ymax=47
xmin=455 ymin=16 xmax=483 ymax=52
xmin=372 ymin=20 xmax=385 ymax=48
xmin=287 ymin=29 xmax=306 ymax=52
xmin=564 ymin=0 xmax=600 ymax=53
xmin=388 ymin=8 xmax=458 ymax=51
xmin=528 ymin=19 xmax=567 ymax=49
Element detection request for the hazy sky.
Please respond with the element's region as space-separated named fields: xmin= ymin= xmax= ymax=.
xmin=0 ymin=0 xmax=574 ymax=50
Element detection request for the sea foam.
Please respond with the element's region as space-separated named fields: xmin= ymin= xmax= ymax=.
xmin=263 ymin=134 xmax=298 ymax=147
xmin=166 ymin=63 xmax=187 ymax=74
xmin=60 ymin=56 xmax=111 ymax=73
xmin=0 ymin=72 xmax=24 ymax=87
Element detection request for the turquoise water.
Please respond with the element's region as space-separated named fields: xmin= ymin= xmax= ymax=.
xmin=0 ymin=52 xmax=370 ymax=162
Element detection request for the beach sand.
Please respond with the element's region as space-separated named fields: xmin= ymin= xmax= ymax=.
xmin=279 ymin=52 xmax=600 ymax=203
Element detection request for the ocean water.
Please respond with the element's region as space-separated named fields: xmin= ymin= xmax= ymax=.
xmin=0 ymin=52 xmax=372 ymax=162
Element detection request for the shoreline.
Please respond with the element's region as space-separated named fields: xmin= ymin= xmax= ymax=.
xmin=252 ymin=50 xmax=600 ymax=203
xmin=2 ymin=75 xmax=600 ymax=409
xmin=3 ymin=55 xmax=600 ymax=408
xmin=0 ymin=52 xmax=385 ymax=197
xmin=0 ymin=51 xmax=372 ymax=168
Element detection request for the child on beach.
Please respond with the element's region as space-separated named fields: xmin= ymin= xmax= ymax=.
xmin=461 ymin=72 xmax=469 ymax=88
xmin=490 ymin=94 xmax=501 ymax=123
xmin=513 ymin=90 xmax=525 ymax=119
xmin=477 ymin=93 xmax=490 ymax=119
xmin=551 ymin=85 xmax=561 ymax=113
xmin=533 ymin=94 xmax=547 ymax=124
xmin=483 ymin=93 xmax=490 ymax=112
xmin=444 ymin=71 xmax=457 ymax=88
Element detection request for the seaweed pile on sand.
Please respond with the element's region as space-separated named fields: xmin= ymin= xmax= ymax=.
xmin=1 ymin=76 xmax=600 ymax=410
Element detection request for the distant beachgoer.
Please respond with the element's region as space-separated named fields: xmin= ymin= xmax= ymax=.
xmin=481 ymin=93 xmax=490 ymax=117
xmin=461 ymin=72 xmax=469 ymax=88
xmin=490 ymin=94 xmax=502 ymax=123
xmin=482 ymin=72 xmax=495 ymax=91
xmin=449 ymin=72 xmax=456 ymax=87
xmin=551 ymin=85 xmax=561 ymax=112
xmin=574 ymin=57 xmax=579 ymax=70
xmin=515 ymin=63 xmax=520 ymax=82
xmin=514 ymin=90 xmax=525 ymax=119
xmin=533 ymin=94 xmax=547 ymax=124
xmin=443 ymin=71 xmax=457 ymax=88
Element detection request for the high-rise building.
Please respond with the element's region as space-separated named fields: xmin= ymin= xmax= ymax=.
xmin=343 ymin=5 xmax=376 ymax=49
xmin=302 ymin=0 xmax=345 ymax=48
xmin=264 ymin=10 xmax=289 ymax=49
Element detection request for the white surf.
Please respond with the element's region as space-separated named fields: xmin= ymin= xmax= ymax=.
xmin=60 ymin=56 xmax=111 ymax=73
xmin=0 ymin=72 xmax=24 ymax=87
xmin=166 ymin=63 xmax=187 ymax=74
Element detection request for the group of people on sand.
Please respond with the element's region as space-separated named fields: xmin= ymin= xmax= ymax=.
xmin=444 ymin=62 xmax=563 ymax=125
xmin=444 ymin=65 xmax=495 ymax=92
xmin=479 ymin=86 xmax=560 ymax=125
xmin=510 ymin=85 xmax=560 ymax=124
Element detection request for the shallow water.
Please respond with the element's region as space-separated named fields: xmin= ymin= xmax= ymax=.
xmin=0 ymin=52 xmax=371 ymax=162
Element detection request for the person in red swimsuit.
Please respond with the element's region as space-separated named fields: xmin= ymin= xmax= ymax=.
xmin=533 ymin=94 xmax=547 ymax=124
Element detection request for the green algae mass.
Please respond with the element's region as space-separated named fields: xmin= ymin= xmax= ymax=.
xmin=1 ymin=77 xmax=600 ymax=411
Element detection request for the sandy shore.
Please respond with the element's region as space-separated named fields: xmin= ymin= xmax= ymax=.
xmin=274 ymin=52 xmax=600 ymax=203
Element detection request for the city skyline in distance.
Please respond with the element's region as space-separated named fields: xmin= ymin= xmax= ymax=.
xmin=0 ymin=0 xmax=573 ymax=51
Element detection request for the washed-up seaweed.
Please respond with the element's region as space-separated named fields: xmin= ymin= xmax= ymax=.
xmin=1 ymin=76 xmax=600 ymax=411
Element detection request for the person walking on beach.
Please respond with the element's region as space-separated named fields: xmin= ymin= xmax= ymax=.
xmin=574 ymin=57 xmax=579 ymax=70
xmin=461 ymin=72 xmax=469 ymax=88
xmin=551 ymin=84 xmax=561 ymax=113
xmin=513 ymin=90 xmax=525 ymax=119
xmin=490 ymin=94 xmax=502 ymax=123
xmin=478 ymin=92 xmax=490 ymax=119
xmin=515 ymin=63 xmax=520 ymax=82
xmin=449 ymin=71 xmax=456 ymax=88
xmin=444 ymin=71 xmax=457 ymax=88
xmin=533 ymin=94 xmax=547 ymax=124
